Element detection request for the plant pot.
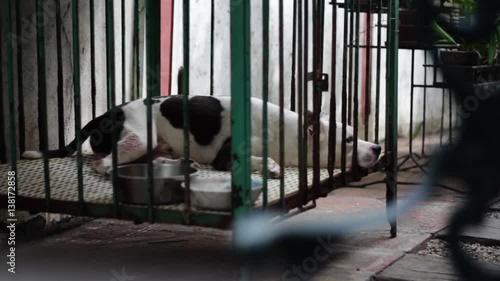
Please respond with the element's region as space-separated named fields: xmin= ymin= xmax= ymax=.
xmin=439 ymin=50 xmax=500 ymax=84
xmin=440 ymin=49 xmax=500 ymax=67
xmin=399 ymin=1 xmax=464 ymax=48
xmin=439 ymin=50 xmax=481 ymax=66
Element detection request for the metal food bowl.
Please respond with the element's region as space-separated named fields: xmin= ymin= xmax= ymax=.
xmin=182 ymin=176 xmax=263 ymax=211
xmin=112 ymin=163 xmax=199 ymax=205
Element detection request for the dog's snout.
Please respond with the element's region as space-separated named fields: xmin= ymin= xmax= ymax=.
xmin=372 ymin=145 xmax=381 ymax=155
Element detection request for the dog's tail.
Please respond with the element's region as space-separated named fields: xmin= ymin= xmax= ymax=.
xmin=22 ymin=116 xmax=103 ymax=160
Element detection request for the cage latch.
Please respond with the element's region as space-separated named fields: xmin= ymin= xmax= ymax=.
xmin=319 ymin=73 xmax=329 ymax=92
xmin=307 ymin=72 xmax=330 ymax=92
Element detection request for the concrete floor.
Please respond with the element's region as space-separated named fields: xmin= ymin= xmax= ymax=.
xmin=1 ymin=134 xmax=489 ymax=281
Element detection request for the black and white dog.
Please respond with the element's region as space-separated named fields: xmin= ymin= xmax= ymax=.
xmin=22 ymin=95 xmax=382 ymax=178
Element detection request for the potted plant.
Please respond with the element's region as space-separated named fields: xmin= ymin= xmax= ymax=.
xmin=432 ymin=0 xmax=500 ymax=83
xmin=399 ymin=0 xmax=463 ymax=48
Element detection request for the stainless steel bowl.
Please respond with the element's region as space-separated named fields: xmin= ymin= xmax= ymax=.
xmin=112 ymin=163 xmax=199 ymax=205
xmin=182 ymin=176 xmax=263 ymax=211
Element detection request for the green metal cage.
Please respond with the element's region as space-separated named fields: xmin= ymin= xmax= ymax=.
xmin=0 ymin=0 xmax=399 ymax=238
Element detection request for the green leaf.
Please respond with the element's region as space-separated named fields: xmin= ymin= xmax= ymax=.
xmin=487 ymin=41 xmax=497 ymax=64
xmin=432 ymin=21 xmax=458 ymax=46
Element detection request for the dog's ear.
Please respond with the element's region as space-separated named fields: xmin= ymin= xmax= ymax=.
xmin=307 ymin=110 xmax=328 ymax=141
xmin=306 ymin=110 xmax=327 ymax=139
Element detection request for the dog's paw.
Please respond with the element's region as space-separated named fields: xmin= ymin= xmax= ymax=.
xmin=178 ymin=157 xmax=203 ymax=170
xmin=267 ymin=160 xmax=282 ymax=179
xmin=154 ymin=157 xmax=203 ymax=170
xmin=22 ymin=151 xmax=43 ymax=159
xmin=189 ymin=161 xmax=203 ymax=170
xmin=90 ymin=159 xmax=111 ymax=175
xmin=153 ymin=157 xmax=177 ymax=164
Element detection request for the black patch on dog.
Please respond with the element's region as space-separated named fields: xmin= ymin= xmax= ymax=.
xmin=40 ymin=106 xmax=125 ymax=158
xmin=88 ymin=108 xmax=126 ymax=154
xmin=143 ymin=96 xmax=167 ymax=105
xmin=160 ymin=95 xmax=224 ymax=145
xmin=212 ymin=137 xmax=232 ymax=171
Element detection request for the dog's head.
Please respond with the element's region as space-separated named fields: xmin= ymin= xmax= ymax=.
xmin=307 ymin=111 xmax=382 ymax=169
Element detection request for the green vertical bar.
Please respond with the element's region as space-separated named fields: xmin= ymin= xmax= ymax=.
xmin=386 ymin=1 xmax=391 ymax=84
xmin=210 ymin=0 xmax=215 ymax=96
xmin=56 ymin=0 xmax=65 ymax=148
xmin=230 ymin=0 xmax=252 ymax=219
xmin=122 ymin=0 xmax=126 ymax=103
xmin=15 ymin=0 xmax=25 ymax=154
xmin=90 ymin=0 xmax=97 ymax=118
xmin=364 ymin=0 xmax=372 ymax=141
xmin=386 ymin=0 xmax=399 ymax=238
xmin=375 ymin=0 xmax=383 ymax=143
xmin=146 ymin=0 xmax=161 ymax=223
xmin=36 ymin=0 xmax=51 ymax=211
xmin=278 ymin=0 xmax=285 ymax=211
xmin=106 ymin=0 xmax=114 ymax=111
xmin=262 ymin=0 xmax=269 ymax=209
xmin=311 ymin=0 xmax=323 ymax=199
xmin=347 ymin=0 xmax=354 ymax=126
xmin=182 ymin=0 xmax=191 ymax=221
xmin=72 ymin=0 xmax=84 ymax=214
xmin=328 ymin=0 xmax=338 ymax=183
xmin=297 ymin=0 xmax=305 ymax=204
xmin=301 ymin=0 xmax=309 ymax=195
xmin=341 ymin=0 xmax=350 ymax=185
xmin=290 ymin=0 xmax=297 ymax=111
xmin=449 ymin=88 xmax=452 ymax=143
xmin=105 ymin=0 xmax=119 ymax=217
xmin=352 ymin=0 xmax=360 ymax=180
xmin=6 ymin=0 xmax=17 ymax=178
xmin=231 ymin=3 xmax=252 ymax=279
xmin=134 ymin=0 xmax=141 ymax=100
xmin=421 ymin=52 xmax=427 ymax=156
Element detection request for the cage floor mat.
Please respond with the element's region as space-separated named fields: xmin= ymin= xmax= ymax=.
xmin=0 ymin=156 xmax=341 ymax=213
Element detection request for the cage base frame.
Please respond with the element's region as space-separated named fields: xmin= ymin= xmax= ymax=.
xmin=0 ymin=156 xmax=367 ymax=229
